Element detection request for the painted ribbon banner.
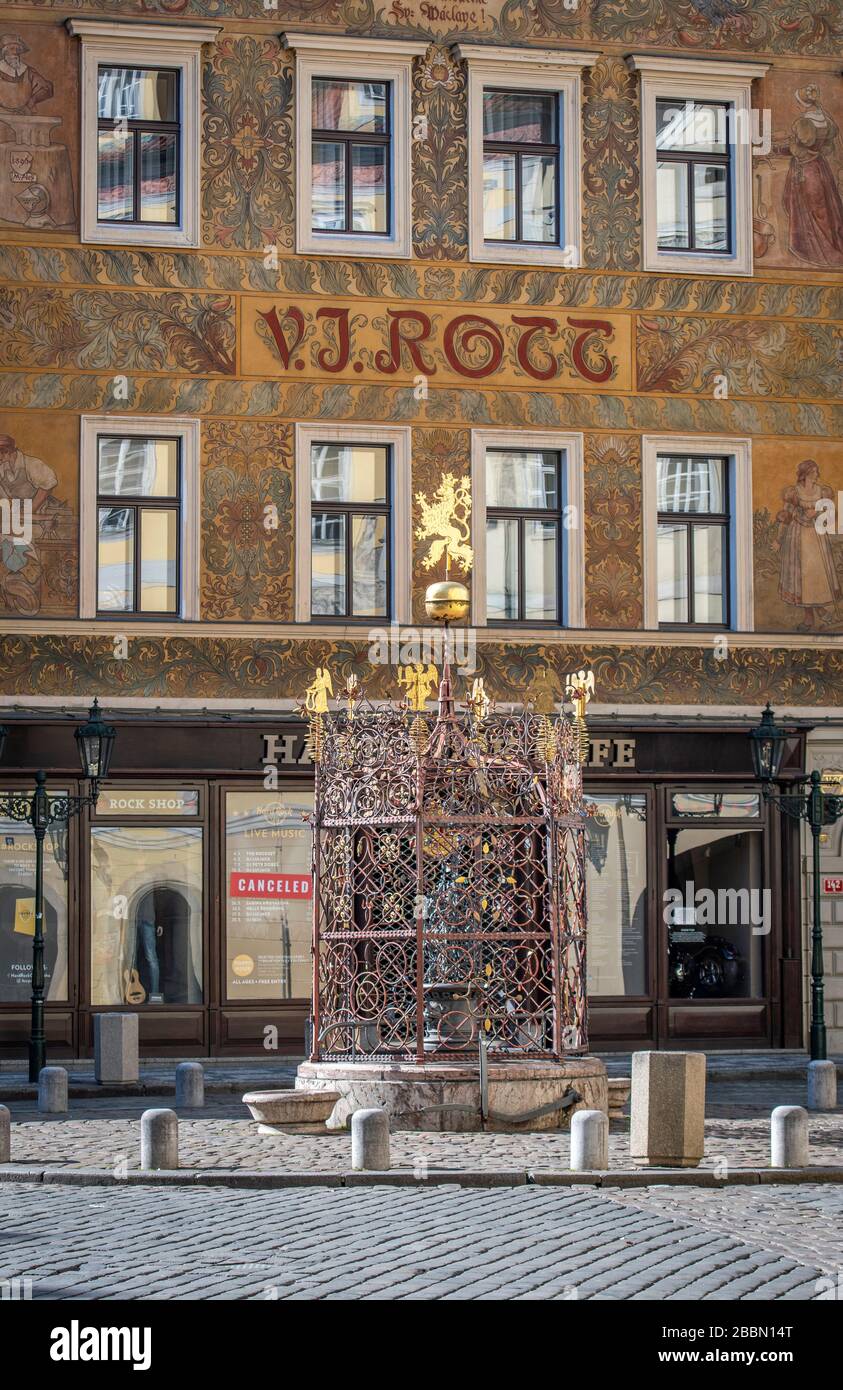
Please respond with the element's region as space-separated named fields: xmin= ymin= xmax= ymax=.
xmin=229 ymin=872 xmax=313 ymax=900
xmin=244 ymin=298 xmax=632 ymax=390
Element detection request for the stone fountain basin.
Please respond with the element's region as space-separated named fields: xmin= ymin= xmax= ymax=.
xmin=242 ymin=1088 xmax=342 ymax=1134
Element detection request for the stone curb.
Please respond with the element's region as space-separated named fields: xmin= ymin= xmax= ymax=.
xmin=1 ymin=1164 xmax=842 ymax=1190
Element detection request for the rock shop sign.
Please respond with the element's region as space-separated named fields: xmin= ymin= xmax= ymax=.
xmin=243 ymin=299 xmax=632 ymax=389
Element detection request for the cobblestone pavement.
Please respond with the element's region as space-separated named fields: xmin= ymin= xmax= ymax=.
xmin=3 ymin=1091 xmax=841 ymax=1172
xmin=606 ymin=1185 xmax=843 ymax=1280
xmin=0 ymin=1181 xmax=839 ymax=1300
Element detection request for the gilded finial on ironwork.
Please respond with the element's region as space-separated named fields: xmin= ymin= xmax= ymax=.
xmin=564 ymin=668 xmax=594 ymax=766
xmin=303 ymin=666 xmax=333 ymax=763
xmin=465 ymin=676 xmax=490 ymax=724
xmin=398 ymin=662 xmax=439 ymax=712
xmin=305 ymin=666 xmax=333 ymax=714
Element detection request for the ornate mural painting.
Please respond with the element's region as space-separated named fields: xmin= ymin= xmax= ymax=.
xmin=0 ymin=289 xmax=236 ymax=375
xmin=1 ymin=631 xmax=842 ymax=708
xmin=754 ymin=68 xmax=843 ymax=271
xmin=583 ymin=433 xmax=643 ymax=630
xmin=201 ymin=420 xmax=295 ymax=622
xmin=581 ymin=56 xmax=641 ymax=272
xmin=412 ymin=45 xmax=468 ymax=261
xmin=0 ymin=411 xmax=77 ymax=617
xmin=0 ymin=6 xmax=838 ymax=712
xmin=636 ymin=314 xmax=841 ymax=401
xmin=4 ymin=0 xmax=842 ymax=57
xmin=753 ymin=440 xmax=843 ymax=635
xmin=202 ymin=36 xmax=294 ymax=251
xmin=0 ymin=24 xmax=77 ymax=234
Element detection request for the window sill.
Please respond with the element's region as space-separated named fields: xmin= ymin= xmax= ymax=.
xmin=83 ymin=223 xmax=197 ymax=250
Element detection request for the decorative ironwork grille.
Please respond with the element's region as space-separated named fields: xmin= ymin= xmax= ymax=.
xmin=310 ymin=662 xmax=588 ymax=1062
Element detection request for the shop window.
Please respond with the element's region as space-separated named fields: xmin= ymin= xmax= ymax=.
xmin=470 ymin=429 xmax=585 ymax=628
xmin=666 ymin=819 xmax=765 ymax=1000
xmin=656 ymin=455 xmax=729 ymax=628
xmin=310 ymin=442 xmax=390 ymax=619
xmin=671 ymin=790 xmax=760 ymax=819
xmin=283 ymin=33 xmax=425 ymax=258
xmin=70 ymin=20 xmax=219 ymax=248
xmin=80 ymin=416 xmax=200 ymax=620
xmin=0 ymin=792 xmax=69 ymax=1003
xmin=485 ymin=448 xmax=563 ymax=624
xmin=585 ymin=793 xmax=647 ymax=997
xmin=90 ymin=824 xmax=203 ymax=1006
xmin=458 ymin=45 xmax=596 ymax=268
xmin=224 ymin=790 xmax=313 ymax=1001
xmin=628 ymin=54 xmax=769 ymax=277
xmin=294 ymin=423 xmax=412 ymax=624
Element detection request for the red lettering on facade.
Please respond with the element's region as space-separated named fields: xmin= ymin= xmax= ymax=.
xmin=442 ymin=314 xmax=505 ymax=378
xmin=258 ymin=306 xmax=306 ymax=369
xmin=512 ymin=315 xmax=560 ymax=381
xmin=567 ymin=317 xmax=615 ymax=383
xmin=315 ymin=308 xmax=352 ymax=372
xmin=374 ymin=310 xmax=437 ymax=375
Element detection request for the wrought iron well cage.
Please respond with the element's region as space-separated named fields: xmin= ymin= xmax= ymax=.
xmin=308 ymin=661 xmax=589 ymax=1063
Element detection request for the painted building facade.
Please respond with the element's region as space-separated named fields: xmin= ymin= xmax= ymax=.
xmin=0 ymin=0 xmax=841 ymax=1057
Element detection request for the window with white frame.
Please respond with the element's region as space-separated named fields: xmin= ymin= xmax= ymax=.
xmin=470 ymin=430 xmax=585 ymax=628
xmin=628 ymin=55 xmax=769 ymax=277
xmin=642 ymin=435 xmax=753 ymax=632
xmin=457 ymin=46 xmax=598 ymax=268
xmin=294 ymin=424 xmax=412 ymax=624
xmin=283 ymin=34 xmax=426 ymax=259
xmin=80 ymin=416 xmax=200 ymax=620
xmin=69 ymin=20 xmax=219 ymax=248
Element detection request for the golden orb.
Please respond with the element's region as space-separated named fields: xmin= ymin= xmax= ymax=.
xmin=425 ymin=579 xmax=470 ymax=623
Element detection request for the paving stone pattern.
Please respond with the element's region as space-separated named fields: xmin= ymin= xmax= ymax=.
xmin=0 ymin=1181 xmax=839 ymax=1300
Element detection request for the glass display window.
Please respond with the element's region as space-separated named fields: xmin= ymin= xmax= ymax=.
xmin=665 ymin=808 xmax=766 ymax=1000
xmin=0 ymin=791 xmax=69 ymax=1003
xmin=90 ymin=824 xmax=203 ymax=1006
xmin=585 ymin=792 xmax=648 ymax=996
xmin=224 ymin=789 xmax=314 ymax=1001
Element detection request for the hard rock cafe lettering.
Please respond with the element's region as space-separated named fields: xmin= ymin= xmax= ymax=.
xmin=245 ymin=300 xmax=632 ymax=390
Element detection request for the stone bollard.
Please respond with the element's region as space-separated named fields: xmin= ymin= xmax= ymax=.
xmin=807 ymin=1060 xmax=837 ymax=1112
xmin=140 ymin=1108 xmax=179 ymax=1171
xmin=94 ymin=1013 xmax=139 ymax=1085
xmin=570 ymin=1108 xmax=608 ymax=1171
xmin=38 ymin=1067 xmax=68 ymax=1115
xmin=175 ymin=1062 xmax=204 ymax=1109
xmin=0 ymin=1104 xmax=9 ymax=1163
xmin=629 ymin=1051 xmax=705 ymax=1168
xmin=771 ymin=1105 xmax=809 ymax=1169
xmin=351 ymin=1107 xmax=390 ymax=1171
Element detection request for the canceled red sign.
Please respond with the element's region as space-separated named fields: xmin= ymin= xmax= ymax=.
xmin=822 ymin=877 xmax=843 ymax=895
xmin=229 ymin=872 xmax=312 ymax=900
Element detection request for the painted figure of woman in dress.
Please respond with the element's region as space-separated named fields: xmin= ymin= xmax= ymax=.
xmin=772 ymin=86 xmax=843 ymax=268
xmin=777 ymin=459 xmax=841 ymax=630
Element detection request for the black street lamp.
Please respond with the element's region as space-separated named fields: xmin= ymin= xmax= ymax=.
xmin=749 ymin=703 xmax=843 ymax=1061
xmin=0 ymin=700 xmax=116 ymax=1081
